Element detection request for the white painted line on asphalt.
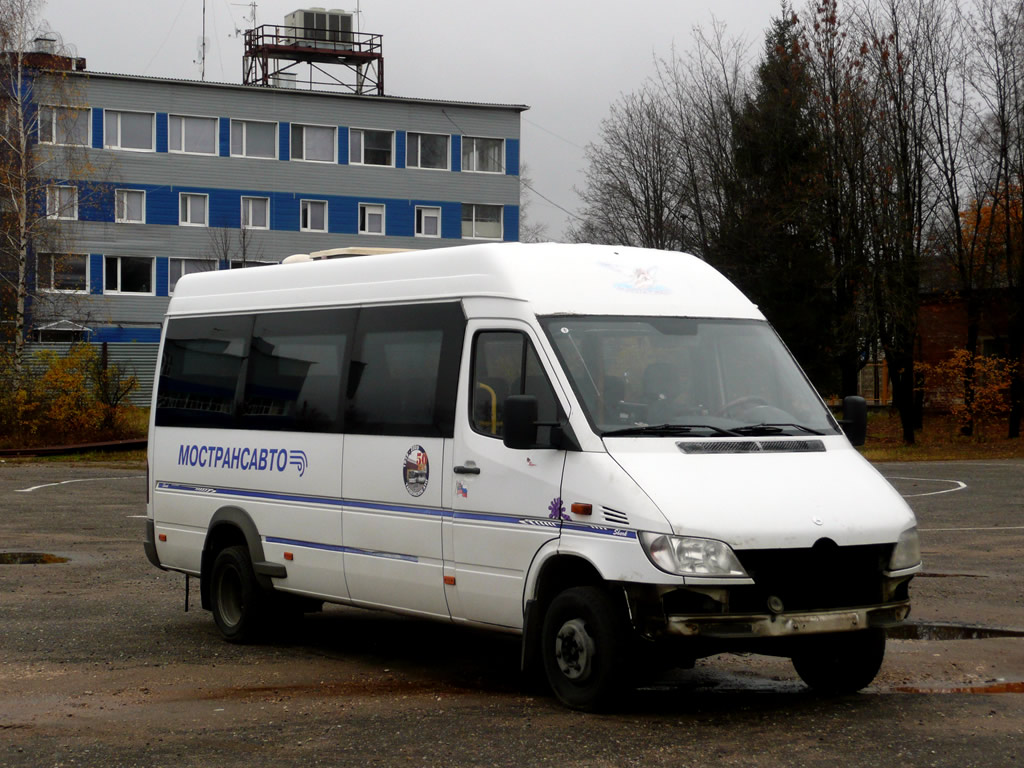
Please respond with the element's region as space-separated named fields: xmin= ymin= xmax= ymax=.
xmin=14 ymin=475 xmax=144 ymax=493
xmin=887 ymin=477 xmax=967 ymax=497
xmin=920 ymin=525 xmax=1024 ymax=532
xmin=126 ymin=515 xmax=149 ymax=518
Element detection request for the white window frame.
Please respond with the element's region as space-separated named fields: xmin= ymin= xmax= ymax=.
xmin=291 ymin=123 xmax=337 ymax=163
xmin=46 ymin=185 xmax=78 ymax=220
xmin=103 ymin=110 xmax=156 ymax=152
xmin=169 ymin=257 xmax=214 ymax=293
xmin=462 ymin=136 xmax=505 ymax=174
xmin=39 ymin=105 xmax=90 ymax=146
xmin=179 ymin=193 xmax=209 ymax=227
xmin=115 ymin=189 xmax=146 ymax=224
xmin=168 ymin=114 xmax=219 ymax=156
xmin=241 ymin=196 xmax=270 ymax=230
xmin=358 ymin=202 xmax=385 ymax=235
xmin=350 ymin=127 xmax=394 ymax=167
xmin=104 ymin=255 xmax=155 ymax=295
xmin=300 ymin=199 xmax=328 ymax=232
xmin=462 ymin=203 xmax=503 ymax=240
xmin=37 ymin=252 xmax=88 ymax=293
xmin=407 ymin=132 xmax=450 ymax=171
xmin=414 ymin=205 xmax=441 ymax=238
xmin=230 ymin=119 xmax=278 ymax=159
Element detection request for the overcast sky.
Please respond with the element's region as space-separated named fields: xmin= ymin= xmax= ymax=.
xmin=41 ymin=0 xmax=786 ymax=239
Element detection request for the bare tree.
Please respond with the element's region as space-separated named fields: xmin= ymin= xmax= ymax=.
xmin=966 ymin=0 xmax=1024 ymax=437
xmin=0 ymin=0 xmax=94 ymax=384
xmin=518 ymin=161 xmax=549 ymax=243
xmin=569 ymin=84 xmax=686 ymax=250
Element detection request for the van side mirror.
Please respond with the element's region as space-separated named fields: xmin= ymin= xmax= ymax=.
xmin=503 ymin=395 xmax=538 ymax=450
xmin=840 ymin=395 xmax=867 ymax=447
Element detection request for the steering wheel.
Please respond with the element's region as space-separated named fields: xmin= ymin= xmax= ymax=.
xmin=717 ymin=395 xmax=769 ymax=417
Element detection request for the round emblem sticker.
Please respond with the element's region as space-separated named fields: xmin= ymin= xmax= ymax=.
xmin=403 ymin=445 xmax=429 ymax=497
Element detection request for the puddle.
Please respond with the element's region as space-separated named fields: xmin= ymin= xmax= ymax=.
xmin=888 ymin=620 xmax=1024 ymax=641
xmin=893 ymin=681 xmax=1024 ymax=694
xmin=0 ymin=552 xmax=70 ymax=565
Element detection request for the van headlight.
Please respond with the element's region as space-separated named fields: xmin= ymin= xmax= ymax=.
xmin=639 ymin=532 xmax=749 ymax=577
xmin=889 ymin=526 xmax=921 ymax=571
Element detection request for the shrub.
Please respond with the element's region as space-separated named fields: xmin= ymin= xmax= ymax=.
xmin=919 ymin=349 xmax=1016 ymax=435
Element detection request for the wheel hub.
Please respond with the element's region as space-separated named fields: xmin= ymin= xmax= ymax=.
xmin=555 ymin=618 xmax=595 ymax=680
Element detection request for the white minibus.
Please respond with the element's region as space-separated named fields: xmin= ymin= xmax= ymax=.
xmin=145 ymin=242 xmax=920 ymax=710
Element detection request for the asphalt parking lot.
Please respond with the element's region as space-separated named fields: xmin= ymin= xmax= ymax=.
xmin=1 ymin=459 xmax=1022 ymax=767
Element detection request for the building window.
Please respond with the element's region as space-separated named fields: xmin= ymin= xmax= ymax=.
xmin=462 ymin=136 xmax=504 ymax=173
xmin=37 ymin=253 xmax=87 ymax=292
xmin=104 ymin=255 xmax=154 ymax=294
xmin=350 ymin=128 xmax=393 ymax=166
xmin=169 ymin=115 xmax=218 ymax=155
xmin=104 ymin=110 xmax=155 ymax=151
xmin=462 ymin=204 xmax=502 ymax=239
xmin=169 ymin=257 xmax=214 ymax=292
xmin=115 ymin=189 xmax=145 ymax=223
xmin=46 ymin=185 xmax=77 ymax=220
xmin=241 ymin=196 xmax=269 ymax=229
xmin=179 ymin=193 xmax=208 ymax=226
xmin=230 ymin=119 xmax=277 ymax=159
xmin=358 ymin=203 xmax=385 ymax=235
xmin=407 ymin=132 xmax=449 ymax=170
xmin=415 ymin=206 xmax=441 ymax=237
xmin=291 ymin=124 xmax=336 ymax=162
xmin=39 ymin=106 xmax=89 ymax=145
xmin=301 ymin=199 xmax=327 ymax=232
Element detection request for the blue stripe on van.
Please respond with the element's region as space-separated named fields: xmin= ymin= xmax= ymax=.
xmin=265 ymin=536 xmax=419 ymax=563
xmin=155 ymin=482 xmax=636 ymax=539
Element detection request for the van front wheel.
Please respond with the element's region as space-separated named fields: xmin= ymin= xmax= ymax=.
xmin=211 ymin=545 xmax=267 ymax=643
xmin=791 ymin=628 xmax=886 ymax=695
xmin=541 ymin=586 xmax=628 ymax=710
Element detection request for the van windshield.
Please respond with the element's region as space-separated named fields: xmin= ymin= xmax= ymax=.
xmin=540 ymin=316 xmax=840 ymax=437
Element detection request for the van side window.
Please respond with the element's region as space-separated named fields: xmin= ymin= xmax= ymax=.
xmin=239 ymin=309 xmax=354 ymax=432
xmin=471 ymin=331 xmax=561 ymax=439
xmin=156 ymin=314 xmax=254 ymax=428
xmin=345 ymin=303 xmax=465 ymax=437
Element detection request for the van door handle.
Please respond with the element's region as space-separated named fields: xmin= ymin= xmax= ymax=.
xmin=454 ymin=465 xmax=481 ymax=475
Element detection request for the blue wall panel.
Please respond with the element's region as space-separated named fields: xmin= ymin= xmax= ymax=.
xmin=503 ymin=205 xmax=519 ymax=242
xmin=92 ymin=327 xmax=162 ymax=344
xmin=155 ymin=257 xmax=169 ymax=296
xmin=396 ymin=130 xmax=406 ymax=169
xmin=441 ymin=202 xmax=461 ymax=239
xmin=156 ymin=113 xmax=168 ymax=153
xmin=451 ymin=135 xmax=461 ymax=173
xmin=91 ymin=108 xmax=104 ymax=149
xmin=219 ymin=117 xmax=231 ymax=157
xmin=337 ymin=126 xmax=349 ymax=164
xmin=273 ymin=191 xmax=299 ymax=232
xmin=505 ymin=139 xmax=520 ymax=176
xmin=90 ymin=254 xmax=104 ymax=294
xmin=279 ymin=122 xmax=290 ymax=161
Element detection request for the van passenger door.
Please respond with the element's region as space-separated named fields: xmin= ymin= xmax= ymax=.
xmin=341 ymin=304 xmax=464 ymax=619
xmin=445 ymin=324 xmax=566 ymax=628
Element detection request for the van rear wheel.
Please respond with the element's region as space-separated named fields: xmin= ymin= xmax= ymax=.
xmin=541 ymin=586 xmax=629 ymax=711
xmin=791 ymin=628 xmax=886 ymax=695
xmin=211 ymin=545 xmax=267 ymax=643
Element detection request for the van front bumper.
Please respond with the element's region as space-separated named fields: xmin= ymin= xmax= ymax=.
xmin=665 ymin=601 xmax=911 ymax=639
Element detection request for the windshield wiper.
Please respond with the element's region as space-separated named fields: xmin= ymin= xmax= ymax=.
xmin=731 ymin=423 xmax=825 ymax=436
xmin=603 ymin=423 xmax=741 ymax=437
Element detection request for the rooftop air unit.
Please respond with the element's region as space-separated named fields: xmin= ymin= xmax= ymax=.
xmin=284 ymin=8 xmax=353 ymax=49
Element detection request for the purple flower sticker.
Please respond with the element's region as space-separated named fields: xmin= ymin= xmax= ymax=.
xmin=548 ymin=497 xmax=570 ymax=521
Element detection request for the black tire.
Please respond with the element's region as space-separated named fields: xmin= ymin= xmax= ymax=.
xmin=541 ymin=586 xmax=629 ymax=711
xmin=791 ymin=628 xmax=886 ymax=695
xmin=211 ymin=545 xmax=268 ymax=643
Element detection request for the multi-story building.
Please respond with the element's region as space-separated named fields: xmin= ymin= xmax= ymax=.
xmin=24 ymin=43 xmax=526 ymax=402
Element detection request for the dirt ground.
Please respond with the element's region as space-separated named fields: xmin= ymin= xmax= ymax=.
xmin=1 ymin=459 xmax=1022 ymax=767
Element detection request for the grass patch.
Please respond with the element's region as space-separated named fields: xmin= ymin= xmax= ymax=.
xmin=860 ymin=410 xmax=1024 ymax=462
